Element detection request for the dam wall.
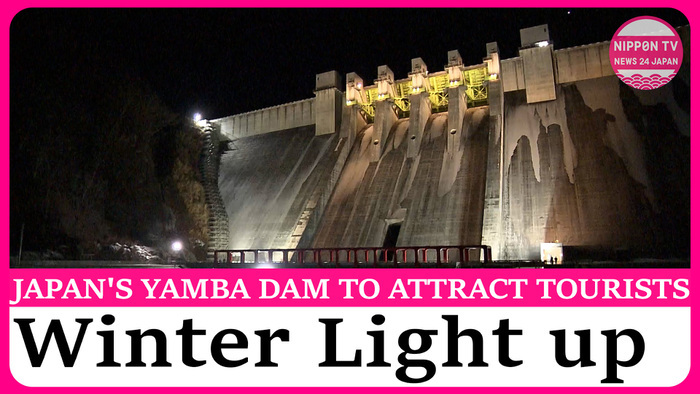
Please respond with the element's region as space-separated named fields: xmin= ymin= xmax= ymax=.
xmin=311 ymin=108 xmax=489 ymax=249
xmin=208 ymin=24 xmax=689 ymax=261
xmin=217 ymin=126 xmax=341 ymax=249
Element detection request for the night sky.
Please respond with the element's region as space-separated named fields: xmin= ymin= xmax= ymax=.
xmin=11 ymin=8 xmax=689 ymax=120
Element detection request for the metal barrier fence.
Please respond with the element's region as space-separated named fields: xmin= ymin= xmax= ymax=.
xmin=212 ymin=245 xmax=492 ymax=268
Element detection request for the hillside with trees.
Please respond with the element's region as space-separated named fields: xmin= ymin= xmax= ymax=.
xmin=10 ymin=14 xmax=209 ymax=261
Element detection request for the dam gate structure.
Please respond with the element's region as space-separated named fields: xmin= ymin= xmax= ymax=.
xmin=204 ymin=24 xmax=689 ymax=264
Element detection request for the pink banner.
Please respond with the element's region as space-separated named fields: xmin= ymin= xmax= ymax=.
xmin=8 ymin=268 xmax=691 ymax=307
xmin=2 ymin=3 xmax=698 ymax=394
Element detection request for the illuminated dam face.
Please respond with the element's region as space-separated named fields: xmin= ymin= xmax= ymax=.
xmin=212 ymin=25 xmax=689 ymax=261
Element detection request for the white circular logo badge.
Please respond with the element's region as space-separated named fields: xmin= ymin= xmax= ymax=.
xmin=609 ymin=16 xmax=683 ymax=90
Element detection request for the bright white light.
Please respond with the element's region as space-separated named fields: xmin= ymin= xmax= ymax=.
xmin=193 ymin=113 xmax=202 ymax=122
xmin=357 ymin=83 xmax=362 ymax=89
xmin=171 ymin=241 xmax=183 ymax=252
xmin=535 ymin=41 xmax=549 ymax=48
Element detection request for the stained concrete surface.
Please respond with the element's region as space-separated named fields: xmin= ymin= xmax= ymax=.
xmin=500 ymin=76 xmax=689 ymax=259
xmin=312 ymin=107 xmax=490 ymax=249
xmin=218 ymin=126 xmax=337 ymax=249
xmin=216 ymin=75 xmax=688 ymax=262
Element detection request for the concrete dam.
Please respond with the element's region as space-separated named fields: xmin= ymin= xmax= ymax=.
xmin=208 ymin=24 xmax=689 ymax=262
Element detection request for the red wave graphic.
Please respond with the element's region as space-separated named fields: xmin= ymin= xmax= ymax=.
xmin=616 ymin=73 xmax=677 ymax=90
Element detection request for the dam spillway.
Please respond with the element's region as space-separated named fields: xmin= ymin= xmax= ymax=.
xmin=312 ymin=108 xmax=489 ymax=249
xmin=210 ymin=24 xmax=689 ymax=262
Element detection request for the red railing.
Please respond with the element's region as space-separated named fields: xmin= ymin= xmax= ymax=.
xmin=212 ymin=245 xmax=491 ymax=268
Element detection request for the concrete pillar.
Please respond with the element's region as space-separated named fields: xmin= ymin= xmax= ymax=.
xmin=376 ymin=65 xmax=395 ymax=99
xmin=407 ymin=92 xmax=431 ymax=159
xmin=485 ymin=42 xmax=503 ymax=117
xmin=447 ymin=86 xmax=466 ymax=155
xmin=314 ymin=71 xmax=343 ymax=136
xmin=519 ymin=25 xmax=556 ymax=103
xmin=410 ymin=57 xmax=429 ymax=93
xmin=481 ymin=41 xmax=506 ymax=260
xmin=371 ymin=99 xmax=398 ymax=162
xmin=446 ymin=49 xmax=463 ymax=83
xmin=445 ymin=50 xmax=466 ymax=155
xmin=340 ymin=105 xmax=366 ymax=153
xmin=339 ymin=72 xmax=368 ymax=150
xmin=371 ymin=65 xmax=398 ymax=162
xmin=406 ymin=58 xmax=431 ymax=159
xmin=345 ymin=72 xmax=366 ymax=105
xmin=486 ymin=42 xmax=500 ymax=76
